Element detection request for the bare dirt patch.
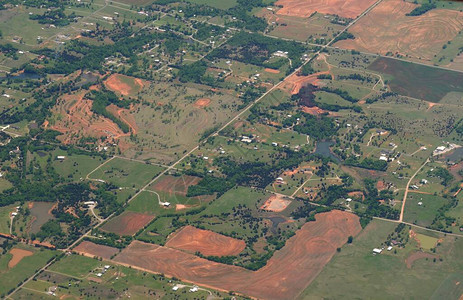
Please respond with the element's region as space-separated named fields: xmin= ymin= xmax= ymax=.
xmin=260 ymin=194 xmax=292 ymax=212
xmin=50 ymin=91 xmax=130 ymax=146
xmin=405 ymin=251 xmax=438 ymax=269
xmin=74 ymin=241 xmax=119 ymax=260
xmin=275 ymin=0 xmax=376 ymax=19
xmin=264 ymin=68 xmax=280 ymax=74
xmin=100 ymin=211 xmax=155 ymax=236
xmin=104 ymin=74 xmax=145 ymax=96
xmin=281 ymin=70 xmax=330 ymax=95
xmin=166 ymin=226 xmax=246 ymax=256
xmin=113 ymin=210 xmax=361 ymax=300
xmin=193 ymin=98 xmax=211 ymax=108
xmin=8 ymin=248 xmax=33 ymax=268
xmin=335 ymin=0 xmax=463 ymax=61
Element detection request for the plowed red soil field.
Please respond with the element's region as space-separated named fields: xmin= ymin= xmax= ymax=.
xmin=113 ymin=210 xmax=361 ymax=299
xmin=335 ymin=0 xmax=463 ymax=61
xmin=165 ymin=226 xmax=245 ymax=256
xmin=100 ymin=211 xmax=155 ymax=236
xmin=275 ymin=0 xmax=376 ymax=19
xmin=73 ymin=241 xmax=119 ymax=259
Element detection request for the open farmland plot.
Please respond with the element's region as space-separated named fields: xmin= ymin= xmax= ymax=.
xmin=368 ymin=57 xmax=463 ymax=102
xmin=274 ymin=0 xmax=376 ymax=19
xmin=257 ymin=10 xmax=344 ymax=43
xmin=0 ymin=245 xmax=56 ymax=296
xmin=148 ymin=175 xmax=213 ymax=207
xmin=100 ymin=211 xmax=155 ymax=236
xmin=165 ymin=225 xmax=246 ymax=256
xmin=123 ymin=83 xmax=243 ymax=163
xmin=114 ymin=210 xmax=361 ymax=300
xmin=88 ymin=157 xmax=164 ymax=188
xmin=72 ymin=241 xmax=120 ymax=260
xmin=335 ymin=0 xmax=463 ymax=62
xmin=300 ymin=219 xmax=463 ymax=299
xmin=403 ymin=193 xmax=450 ymax=227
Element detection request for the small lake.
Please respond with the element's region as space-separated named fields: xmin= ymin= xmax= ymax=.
xmin=444 ymin=147 xmax=463 ymax=162
xmin=314 ymin=141 xmax=340 ymax=163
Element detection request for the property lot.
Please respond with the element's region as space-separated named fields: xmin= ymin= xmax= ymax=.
xmin=335 ymin=0 xmax=463 ymax=62
xmin=114 ymin=210 xmax=361 ymax=300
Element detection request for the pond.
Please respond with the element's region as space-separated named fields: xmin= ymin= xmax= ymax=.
xmin=314 ymin=141 xmax=341 ymax=163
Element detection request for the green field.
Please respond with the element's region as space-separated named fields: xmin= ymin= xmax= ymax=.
xmin=48 ymin=254 xmax=101 ymax=278
xmin=18 ymin=254 xmax=231 ymax=299
xmin=368 ymin=57 xmax=463 ymax=102
xmin=403 ymin=193 xmax=450 ymax=227
xmin=52 ymin=151 xmax=104 ymax=181
xmin=300 ymin=219 xmax=463 ymax=299
xmin=89 ymin=158 xmax=164 ymax=189
xmin=0 ymin=245 xmax=57 ymax=297
xmin=186 ymin=0 xmax=237 ymax=9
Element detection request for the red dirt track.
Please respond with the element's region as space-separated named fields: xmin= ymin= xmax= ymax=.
xmin=113 ymin=210 xmax=361 ymax=299
xmin=165 ymin=226 xmax=245 ymax=256
xmin=73 ymin=241 xmax=119 ymax=259
xmin=275 ymin=0 xmax=376 ymax=19
xmin=100 ymin=211 xmax=155 ymax=236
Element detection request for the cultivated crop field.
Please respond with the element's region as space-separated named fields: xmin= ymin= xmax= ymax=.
xmin=335 ymin=0 xmax=463 ymax=62
xmin=114 ymin=210 xmax=361 ymax=300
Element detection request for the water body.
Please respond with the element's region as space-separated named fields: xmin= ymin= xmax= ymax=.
xmin=314 ymin=141 xmax=341 ymax=163
xmin=445 ymin=147 xmax=463 ymax=162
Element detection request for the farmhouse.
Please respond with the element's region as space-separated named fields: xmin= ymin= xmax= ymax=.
xmin=56 ymin=155 xmax=66 ymax=160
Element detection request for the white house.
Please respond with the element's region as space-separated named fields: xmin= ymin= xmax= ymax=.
xmin=373 ymin=248 xmax=382 ymax=254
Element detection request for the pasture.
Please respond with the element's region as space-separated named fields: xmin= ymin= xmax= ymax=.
xmin=88 ymin=157 xmax=164 ymax=189
xmin=299 ymin=219 xmax=463 ymax=299
xmin=20 ymin=253 xmax=221 ymax=300
xmin=403 ymin=193 xmax=450 ymax=227
xmin=0 ymin=245 xmax=56 ymax=297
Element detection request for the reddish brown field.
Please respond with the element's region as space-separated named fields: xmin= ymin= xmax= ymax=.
xmin=335 ymin=0 xmax=463 ymax=61
xmin=73 ymin=241 xmax=119 ymax=259
xmin=104 ymin=74 xmax=145 ymax=96
xmin=149 ymin=175 xmax=214 ymax=203
xmin=264 ymin=68 xmax=280 ymax=74
xmin=49 ymin=91 xmax=130 ymax=145
xmin=8 ymin=248 xmax=33 ymax=268
xmin=151 ymin=175 xmax=200 ymax=195
xmin=100 ymin=211 xmax=155 ymax=236
xmin=260 ymin=194 xmax=292 ymax=212
xmin=194 ymin=98 xmax=211 ymax=108
xmin=165 ymin=226 xmax=245 ymax=256
xmin=113 ymin=210 xmax=361 ymax=299
xmin=275 ymin=0 xmax=376 ymax=19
